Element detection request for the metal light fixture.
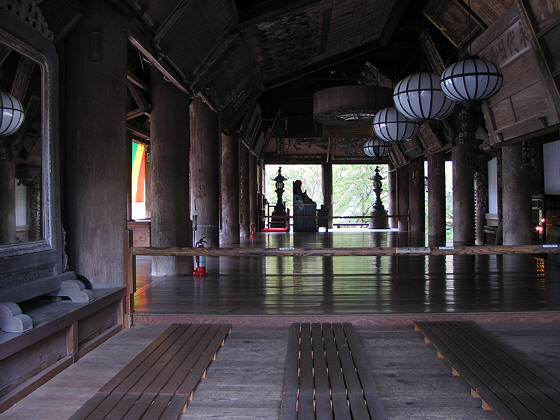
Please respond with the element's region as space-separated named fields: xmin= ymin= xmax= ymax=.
xmin=363 ymin=138 xmax=391 ymax=158
xmin=372 ymin=107 xmax=421 ymax=143
xmin=440 ymin=56 xmax=503 ymax=102
xmin=0 ymin=92 xmax=25 ymax=136
xmin=393 ymin=72 xmax=455 ymax=121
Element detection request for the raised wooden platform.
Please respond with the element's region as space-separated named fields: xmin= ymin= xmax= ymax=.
xmin=280 ymin=323 xmax=387 ymax=419
xmin=414 ymin=321 xmax=560 ymax=419
xmin=69 ymin=323 xmax=230 ymax=420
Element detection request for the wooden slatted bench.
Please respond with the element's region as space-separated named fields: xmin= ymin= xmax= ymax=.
xmin=280 ymin=322 xmax=387 ymax=420
xmin=69 ymin=323 xmax=231 ymax=420
xmin=414 ymin=321 xmax=560 ymax=420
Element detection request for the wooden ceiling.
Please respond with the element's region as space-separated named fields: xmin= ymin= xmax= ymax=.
xmin=36 ymin=0 xmax=514 ymax=164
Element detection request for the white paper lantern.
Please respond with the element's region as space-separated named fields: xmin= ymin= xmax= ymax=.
xmin=393 ymin=72 xmax=455 ymax=121
xmin=0 ymin=92 xmax=25 ymax=136
xmin=440 ymin=56 xmax=503 ymax=102
xmin=363 ymin=138 xmax=391 ymax=158
xmin=372 ymin=107 xmax=420 ymax=143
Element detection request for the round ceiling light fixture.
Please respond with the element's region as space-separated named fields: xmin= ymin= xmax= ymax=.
xmin=0 ymin=92 xmax=25 ymax=137
xmin=372 ymin=107 xmax=420 ymax=142
xmin=393 ymin=72 xmax=455 ymax=121
xmin=313 ymin=85 xmax=393 ymax=127
xmin=363 ymin=138 xmax=391 ymax=158
xmin=440 ymin=56 xmax=503 ymax=102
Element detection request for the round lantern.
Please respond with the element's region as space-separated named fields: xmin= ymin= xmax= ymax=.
xmin=0 ymin=92 xmax=25 ymax=136
xmin=393 ymin=72 xmax=455 ymax=121
xmin=440 ymin=56 xmax=503 ymax=102
xmin=363 ymin=138 xmax=391 ymax=158
xmin=372 ymin=107 xmax=420 ymax=142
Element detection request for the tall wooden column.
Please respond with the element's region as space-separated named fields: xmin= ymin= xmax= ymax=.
xmin=502 ymin=142 xmax=532 ymax=245
xmin=397 ymin=165 xmax=409 ymax=231
xmin=0 ymin=154 xmax=15 ymax=244
xmin=65 ymin=0 xmax=127 ymax=287
xmin=409 ymin=159 xmax=425 ymax=233
xmin=322 ymin=162 xmax=333 ymax=229
xmin=427 ymin=152 xmax=446 ymax=245
xmin=452 ymin=142 xmax=475 ymax=245
xmin=249 ymin=152 xmax=258 ymax=231
xmin=239 ymin=144 xmax=250 ymax=237
xmin=190 ymin=96 xmax=220 ymax=247
xmin=388 ymin=164 xmax=397 ymax=229
xmin=220 ymin=132 xmax=240 ymax=245
xmin=150 ymin=70 xmax=192 ymax=274
xmin=474 ymin=165 xmax=488 ymax=245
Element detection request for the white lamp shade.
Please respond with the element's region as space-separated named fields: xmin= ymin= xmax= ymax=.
xmin=440 ymin=56 xmax=503 ymax=102
xmin=393 ymin=72 xmax=455 ymax=121
xmin=0 ymin=92 xmax=25 ymax=136
xmin=363 ymin=138 xmax=391 ymax=158
xmin=372 ymin=107 xmax=420 ymax=142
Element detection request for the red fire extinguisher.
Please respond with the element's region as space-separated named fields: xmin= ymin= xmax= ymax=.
xmin=193 ymin=236 xmax=208 ymax=276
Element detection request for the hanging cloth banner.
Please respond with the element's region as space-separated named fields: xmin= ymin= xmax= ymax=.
xmin=131 ymin=142 xmax=146 ymax=203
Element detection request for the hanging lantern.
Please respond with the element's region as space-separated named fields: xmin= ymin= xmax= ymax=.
xmin=440 ymin=56 xmax=503 ymax=102
xmin=393 ymin=72 xmax=455 ymax=121
xmin=0 ymin=92 xmax=25 ymax=137
xmin=363 ymin=138 xmax=391 ymax=158
xmin=372 ymin=107 xmax=420 ymax=143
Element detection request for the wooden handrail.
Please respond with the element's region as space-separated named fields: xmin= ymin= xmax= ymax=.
xmin=132 ymin=244 xmax=560 ymax=257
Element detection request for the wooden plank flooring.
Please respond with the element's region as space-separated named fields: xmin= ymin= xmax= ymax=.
xmin=132 ymin=231 xmax=560 ymax=324
xmin=2 ymin=323 xmax=560 ymax=419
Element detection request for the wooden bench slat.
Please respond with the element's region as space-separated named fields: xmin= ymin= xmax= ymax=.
xmin=342 ymin=323 xmax=388 ymax=420
xmin=104 ymin=394 xmax=142 ymax=420
xmin=311 ymin=323 xmax=330 ymax=394
xmin=158 ymin=395 xmax=189 ymax=420
xmin=452 ymin=321 xmax=560 ymax=414
xmin=133 ymin=324 xmax=206 ymax=394
xmin=331 ymin=392 xmax=352 ymax=420
xmin=99 ymin=324 xmax=186 ymax=394
xmin=297 ymin=324 xmax=315 ymax=418
xmin=416 ymin=321 xmax=528 ymax=417
xmin=175 ymin=324 xmax=232 ymax=395
xmin=120 ymin=393 xmax=157 ymax=420
xmin=322 ymin=323 xmax=347 ymax=395
xmin=440 ymin=322 xmax=550 ymax=419
xmin=415 ymin=321 xmax=552 ymax=419
xmin=69 ymin=324 xmax=230 ymax=420
xmin=448 ymin=322 xmax=560 ymax=418
xmin=332 ymin=323 xmax=363 ymax=393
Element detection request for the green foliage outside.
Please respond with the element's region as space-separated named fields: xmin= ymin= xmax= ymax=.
xmin=264 ymin=164 xmax=389 ymax=223
xmin=265 ymin=162 xmax=453 ymax=237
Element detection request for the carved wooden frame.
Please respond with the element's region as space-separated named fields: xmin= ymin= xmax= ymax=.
xmin=0 ymin=9 xmax=62 ymax=276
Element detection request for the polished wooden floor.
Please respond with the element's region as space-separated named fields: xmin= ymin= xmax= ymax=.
xmin=132 ymin=230 xmax=560 ymax=325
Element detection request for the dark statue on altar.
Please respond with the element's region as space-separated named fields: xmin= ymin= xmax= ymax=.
xmin=368 ymin=167 xmax=390 ymax=229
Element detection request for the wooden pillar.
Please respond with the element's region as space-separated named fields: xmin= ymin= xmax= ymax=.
xmin=65 ymin=0 xmax=127 ymax=287
xmin=239 ymin=144 xmax=250 ymax=237
xmin=427 ymin=152 xmax=446 ymax=245
xmin=388 ymin=164 xmax=397 ymax=229
xmin=249 ymin=152 xmax=258 ymax=231
xmin=452 ymin=142 xmax=475 ymax=245
xmin=474 ymin=164 xmax=488 ymax=246
xmin=321 ymin=162 xmax=333 ymax=229
xmin=502 ymin=142 xmax=532 ymax=245
xmin=150 ymin=70 xmax=192 ymax=274
xmin=409 ymin=159 xmax=425 ymax=233
xmin=220 ymin=132 xmax=240 ymax=245
xmin=397 ymin=165 xmax=409 ymax=231
xmin=0 ymin=153 xmax=15 ymax=244
xmin=190 ymin=96 xmax=220 ymax=247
